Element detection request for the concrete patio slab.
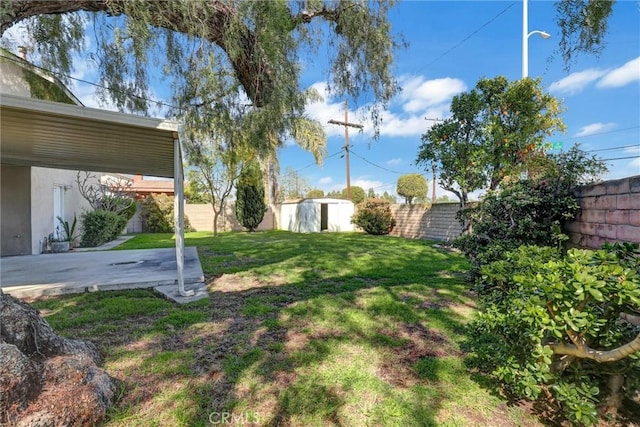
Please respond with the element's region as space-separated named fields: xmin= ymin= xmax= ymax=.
xmin=0 ymin=247 xmax=205 ymax=300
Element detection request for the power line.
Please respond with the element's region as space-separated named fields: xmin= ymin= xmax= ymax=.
xmin=567 ymin=126 xmax=640 ymax=140
xmin=350 ymin=149 xmax=435 ymax=177
xmin=1 ymin=54 xmax=178 ymax=112
xmin=425 ymin=2 xmax=517 ymax=68
xmin=280 ymin=150 xmax=343 ymax=178
xmin=587 ymin=144 xmax=640 ymax=153
xmin=600 ymin=155 xmax=640 ymax=161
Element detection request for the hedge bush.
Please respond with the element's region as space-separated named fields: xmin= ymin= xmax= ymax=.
xmin=352 ymin=199 xmax=395 ymax=235
xmin=138 ymin=193 xmax=193 ymax=233
xmin=466 ymin=243 xmax=640 ymax=425
xmin=454 ymin=146 xmax=607 ymax=273
xmin=80 ymin=209 xmax=127 ymax=247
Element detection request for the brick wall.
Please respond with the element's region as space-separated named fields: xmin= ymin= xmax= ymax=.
xmin=389 ymin=203 xmax=463 ymax=242
xmin=565 ymin=175 xmax=640 ymax=248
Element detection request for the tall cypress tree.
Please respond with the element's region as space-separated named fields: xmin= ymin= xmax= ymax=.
xmin=235 ymin=161 xmax=266 ymax=232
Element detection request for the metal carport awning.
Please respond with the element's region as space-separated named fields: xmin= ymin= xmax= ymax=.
xmin=0 ymin=94 xmax=192 ymax=296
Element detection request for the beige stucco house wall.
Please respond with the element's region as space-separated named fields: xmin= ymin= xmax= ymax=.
xmin=1 ymin=49 xmax=96 ymax=255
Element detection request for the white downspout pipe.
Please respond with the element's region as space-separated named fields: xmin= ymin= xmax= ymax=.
xmin=174 ymin=133 xmax=194 ymax=297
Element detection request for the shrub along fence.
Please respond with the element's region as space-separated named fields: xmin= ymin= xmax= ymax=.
xmin=565 ymin=175 xmax=640 ymax=249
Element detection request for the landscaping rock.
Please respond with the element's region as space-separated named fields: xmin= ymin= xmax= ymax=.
xmin=0 ymin=292 xmax=116 ymax=426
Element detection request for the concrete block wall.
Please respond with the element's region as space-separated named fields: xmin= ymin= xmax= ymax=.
xmin=185 ymin=203 xmax=275 ymax=232
xmin=565 ymin=175 xmax=640 ymax=248
xmin=126 ymin=203 xmax=275 ymax=233
xmin=389 ymin=203 xmax=463 ymax=242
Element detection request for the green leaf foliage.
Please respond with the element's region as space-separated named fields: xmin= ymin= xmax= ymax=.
xmin=466 ymin=243 xmax=640 ymax=426
xmin=306 ymin=189 xmax=325 ymax=198
xmin=341 ymin=186 xmax=366 ymax=204
xmin=396 ymin=174 xmax=428 ymax=205
xmin=417 ymin=76 xmax=565 ymax=205
xmin=80 ymin=209 xmax=128 ymax=247
xmin=139 ymin=193 xmax=194 ymax=233
xmin=454 ymin=146 xmax=607 ymax=271
xmin=236 ymin=161 xmax=266 ymax=232
xmin=352 ymin=199 xmax=395 ymax=235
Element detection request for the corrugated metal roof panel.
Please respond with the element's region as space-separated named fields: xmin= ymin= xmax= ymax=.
xmin=1 ymin=94 xmax=179 ymax=177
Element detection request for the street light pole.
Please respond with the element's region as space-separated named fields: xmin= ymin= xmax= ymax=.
xmin=522 ymin=0 xmax=529 ymax=78
xmin=522 ymin=0 xmax=550 ymax=78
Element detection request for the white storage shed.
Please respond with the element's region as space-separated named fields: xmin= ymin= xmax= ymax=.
xmin=279 ymin=198 xmax=355 ymax=233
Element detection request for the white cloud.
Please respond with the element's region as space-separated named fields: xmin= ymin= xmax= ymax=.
xmin=597 ymin=56 xmax=640 ymax=88
xmin=318 ymin=176 xmax=333 ymax=185
xmin=386 ymin=158 xmax=402 ymax=166
xmin=305 ymin=77 xmax=460 ymax=140
xmin=549 ymin=69 xmax=607 ymax=95
xmin=352 ymin=178 xmax=387 ymax=191
xmin=399 ymin=75 xmax=466 ymax=113
xmin=574 ymin=122 xmax=617 ymax=137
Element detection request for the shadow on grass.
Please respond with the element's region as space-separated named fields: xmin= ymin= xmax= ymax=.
xmin=32 ymin=231 xmax=479 ymax=426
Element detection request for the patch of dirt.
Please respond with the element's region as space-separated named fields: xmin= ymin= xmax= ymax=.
xmin=209 ymin=273 xmax=263 ymax=292
xmin=284 ymin=331 xmax=310 ymax=353
xmin=377 ymin=324 xmax=462 ymax=388
xmin=444 ymin=403 xmax=542 ymax=427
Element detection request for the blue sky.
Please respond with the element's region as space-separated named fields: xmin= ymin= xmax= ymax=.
xmin=285 ymin=0 xmax=640 ymax=199
xmin=3 ymin=1 xmax=638 ymax=200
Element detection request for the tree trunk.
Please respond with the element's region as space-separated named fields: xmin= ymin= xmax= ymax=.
xmin=0 ymin=292 xmax=116 ymax=426
xmin=0 ymin=0 xmax=272 ymax=106
xmin=213 ymin=210 xmax=220 ymax=237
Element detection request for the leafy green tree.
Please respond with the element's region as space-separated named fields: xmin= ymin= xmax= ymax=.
xmin=396 ymin=174 xmax=427 ymax=205
xmin=236 ymin=160 xmax=266 ymax=232
xmin=367 ymin=188 xmax=377 ymax=199
xmin=306 ymin=189 xmax=324 ymax=198
xmin=326 ymin=190 xmax=343 ymax=199
xmin=417 ymin=77 xmax=565 ymax=206
xmin=381 ymin=191 xmax=397 ymax=204
xmin=435 ymin=195 xmax=450 ymax=203
xmin=184 ymin=179 xmax=208 ymax=204
xmin=342 ymin=186 xmax=365 ymax=204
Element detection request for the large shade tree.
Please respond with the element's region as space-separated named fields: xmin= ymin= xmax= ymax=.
xmin=0 ymin=0 xmax=402 ymax=151
xmin=0 ymin=0 xmax=615 ymax=149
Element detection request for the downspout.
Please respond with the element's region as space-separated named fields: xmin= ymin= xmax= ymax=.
xmin=174 ymin=132 xmax=194 ymax=297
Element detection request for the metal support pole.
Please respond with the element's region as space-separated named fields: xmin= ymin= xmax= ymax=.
xmin=174 ymin=134 xmax=194 ymax=297
xmin=522 ymin=0 xmax=529 ymax=78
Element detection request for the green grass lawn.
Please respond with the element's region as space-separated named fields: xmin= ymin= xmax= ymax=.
xmin=32 ymin=231 xmax=541 ymax=426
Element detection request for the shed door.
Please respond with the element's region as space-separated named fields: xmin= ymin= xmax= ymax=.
xmin=320 ymin=203 xmax=328 ymax=231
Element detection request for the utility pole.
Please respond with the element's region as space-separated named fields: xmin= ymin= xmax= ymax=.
xmin=431 ymin=161 xmax=437 ymax=203
xmin=425 ymin=117 xmax=444 ymax=204
xmin=328 ymin=100 xmax=363 ymax=200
